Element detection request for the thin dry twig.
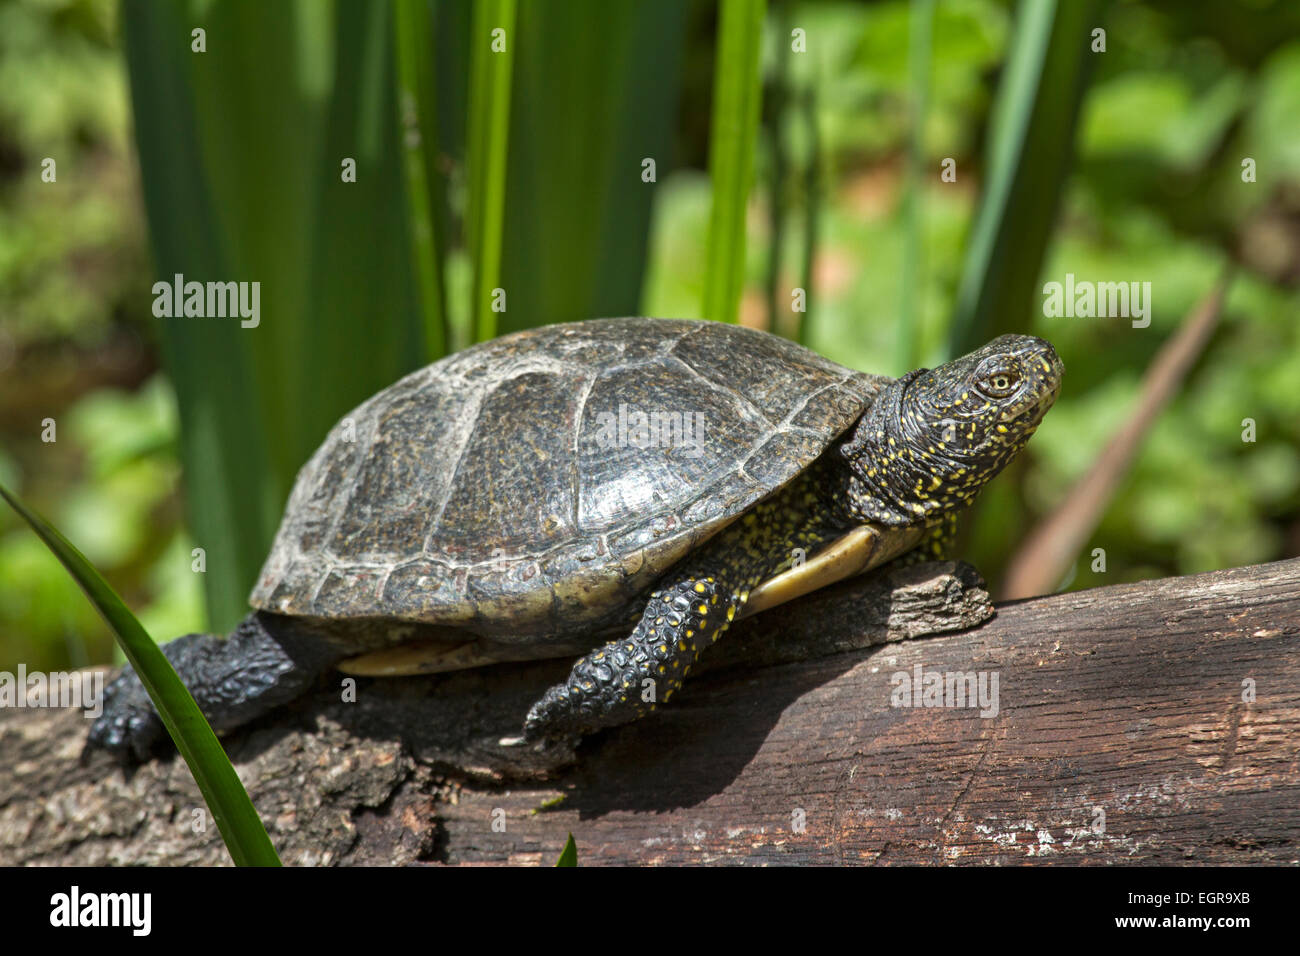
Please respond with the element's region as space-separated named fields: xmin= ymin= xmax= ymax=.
xmin=1001 ymin=270 xmax=1234 ymax=599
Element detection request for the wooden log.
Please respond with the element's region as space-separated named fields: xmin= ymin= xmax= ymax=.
xmin=1 ymin=558 xmax=1296 ymax=866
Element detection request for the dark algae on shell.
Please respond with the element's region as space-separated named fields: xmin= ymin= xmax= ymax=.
xmin=89 ymin=318 xmax=1062 ymax=759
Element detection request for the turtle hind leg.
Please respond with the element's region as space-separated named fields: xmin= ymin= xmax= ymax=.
xmin=523 ymin=569 xmax=745 ymax=742
xmin=87 ymin=611 xmax=345 ymax=762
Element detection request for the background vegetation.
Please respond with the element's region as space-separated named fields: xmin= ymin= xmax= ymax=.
xmin=3 ymin=0 xmax=1299 ymax=678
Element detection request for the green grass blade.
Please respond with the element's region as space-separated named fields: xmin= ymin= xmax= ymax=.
xmin=395 ymin=0 xmax=450 ymax=360
xmin=467 ymin=0 xmax=517 ymax=342
xmin=764 ymin=1 xmax=792 ymax=335
xmin=946 ymin=0 xmax=1101 ymax=358
xmin=896 ymin=0 xmax=935 ymax=373
xmin=0 ymin=483 xmax=280 ymax=867
xmin=555 ymin=832 xmax=577 ymax=866
xmin=703 ymin=0 xmax=767 ymax=324
xmin=497 ymin=0 xmax=688 ymax=334
xmin=796 ymin=83 xmax=822 ymax=348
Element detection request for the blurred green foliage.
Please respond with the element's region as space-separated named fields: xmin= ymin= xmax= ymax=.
xmin=3 ymin=0 xmax=1300 ymax=676
xmin=0 ymin=0 xmax=174 ymax=670
xmin=0 ymin=0 xmax=144 ymax=345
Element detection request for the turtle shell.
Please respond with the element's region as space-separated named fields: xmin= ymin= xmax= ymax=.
xmin=250 ymin=318 xmax=887 ymax=647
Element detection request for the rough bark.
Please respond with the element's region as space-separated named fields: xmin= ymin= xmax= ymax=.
xmin=1 ymin=558 xmax=1296 ymax=866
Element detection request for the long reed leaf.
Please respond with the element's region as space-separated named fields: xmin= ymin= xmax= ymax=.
xmin=797 ymin=83 xmax=822 ymax=347
xmin=764 ymin=2 xmax=792 ymax=335
xmin=122 ymin=1 xmax=424 ymax=632
xmin=467 ymin=0 xmax=517 ymax=342
xmin=395 ymin=0 xmax=450 ymax=360
xmin=896 ymin=0 xmax=935 ymax=373
xmin=704 ymin=0 xmax=767 ymax=324
xmin=498 ymin=0 xmax=687 ymax=333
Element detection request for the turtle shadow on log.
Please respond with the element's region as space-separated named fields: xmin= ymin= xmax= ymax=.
xmin=216 ymin=561 xmax=994 ymax=816
xmin=564 ymin=560 xmax=993 ymax=815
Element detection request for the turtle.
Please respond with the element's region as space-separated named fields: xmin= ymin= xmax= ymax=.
xmin=88 ymin=318 xmax=1062 ymax=760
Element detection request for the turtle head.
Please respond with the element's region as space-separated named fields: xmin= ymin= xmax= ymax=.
xmin=840 ymin=334 xmax=1063 ymax=526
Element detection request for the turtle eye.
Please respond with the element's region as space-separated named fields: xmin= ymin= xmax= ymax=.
xmin=977 ymin=367 xmax=1020 ymax=399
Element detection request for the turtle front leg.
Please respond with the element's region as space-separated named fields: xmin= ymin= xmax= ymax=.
xmin=523 ymin=566 xmax=750 ymax=741
xmin=523 ymin=483 xmax=841 ymax=741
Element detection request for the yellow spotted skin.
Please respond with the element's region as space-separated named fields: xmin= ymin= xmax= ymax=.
xmin=523 ymin=334 xmax=1062 ymax=742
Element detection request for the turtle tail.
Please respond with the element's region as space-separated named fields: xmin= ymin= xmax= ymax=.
xmin=87 ymin=611 xmax=347 ymax=762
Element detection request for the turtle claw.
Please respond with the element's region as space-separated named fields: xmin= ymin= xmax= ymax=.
xmin=87 ymin=666 xmax=169 ymax=763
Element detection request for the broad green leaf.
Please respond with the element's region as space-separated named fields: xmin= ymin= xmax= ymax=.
xmin=121 ymin=0 xmax=424 ymax=632
xmin=497 ymin=0 xmax=688 ymax=333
